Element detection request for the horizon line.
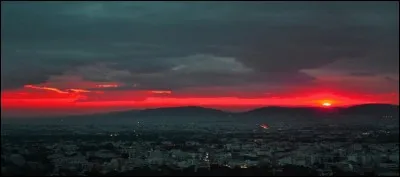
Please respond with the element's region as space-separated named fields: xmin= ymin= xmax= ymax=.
xmin=1 ymin=103 xmax=398 ymax=119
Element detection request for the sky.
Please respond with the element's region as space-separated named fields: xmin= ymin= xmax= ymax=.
xmin=1 ymin=2 xmax=399 ymax=117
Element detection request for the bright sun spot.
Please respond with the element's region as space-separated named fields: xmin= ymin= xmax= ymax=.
xmin=322 ymin=102 xmax=332 ymax=107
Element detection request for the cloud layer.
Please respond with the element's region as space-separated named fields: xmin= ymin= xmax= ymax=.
xmin=1 ymin=2 xmax=398 ymax=104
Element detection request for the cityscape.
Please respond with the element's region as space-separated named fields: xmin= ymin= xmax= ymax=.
xmin=1 ymin=1 xmax=399 ymax=176
xmin=2 ymin=105 xmax=399 ymax=176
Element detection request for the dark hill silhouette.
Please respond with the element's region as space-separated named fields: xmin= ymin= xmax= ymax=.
xmin=241 ymin=106 xmax=322 ymax=116
xmin=242 ymin=104 xmax=398 ymax=117
xmin=135 ymin=106 xmax=228 ymax=117
xmin=70 ymin=106 xmax=228 ymax=119
xmin=4 ymin=104 xmax=397 ymax=122
xmin=81 ymin=104 xmax=399 ymax=121
xmin=339 ymin=103 xmax=399 ymax=115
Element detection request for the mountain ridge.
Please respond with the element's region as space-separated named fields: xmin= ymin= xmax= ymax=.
xmin=76 ymin=104 xmax=400 ymax=119
xmin=2 ymin=104 xmax=398 ymax=120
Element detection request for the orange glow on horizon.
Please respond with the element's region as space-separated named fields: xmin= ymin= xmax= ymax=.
xmin=322 ymin=102 xmax=332 ymax=107
xmin=1 ymin=83 xmax=398 ymax=117
xmin=67 ymin=89 xmax=91 ymax=93
xmin=97 ymin=84 xmax=119 ymax=88
xmin=24 ymin=85 xmax=69 ymax=94
xmin=150 ymin=90 xmax=172 ymax=94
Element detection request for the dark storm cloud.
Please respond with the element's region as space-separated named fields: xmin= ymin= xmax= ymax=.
xmin=349 ymin=72 xmax=377 ymax=77
xmin=385 ymin=76 xmax=399 ymax=83
xmin=1 ymin=2 xmax=398 ymax=91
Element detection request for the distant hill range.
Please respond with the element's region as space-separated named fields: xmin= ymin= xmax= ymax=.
xmin=103 ymin=106 xmax=228 ymax=118
xmin=3 ymin=104 xmax=398 ymax=121
xmin=93 ymin=103 xmax=399 ymax=118
xmin=242 ymin=104 xmax=399 ymax=117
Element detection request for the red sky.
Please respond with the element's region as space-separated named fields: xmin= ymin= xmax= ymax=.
xmin=2 ymin=2 xmax=398 ymax=118
xmin=1 ymin=78 xmax=398 ymax=117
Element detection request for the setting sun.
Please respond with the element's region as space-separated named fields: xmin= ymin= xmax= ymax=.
xmin=322 ymin=102 xmax=332 ymax=107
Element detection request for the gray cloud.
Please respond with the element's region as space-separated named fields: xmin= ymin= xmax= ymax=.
xmin=1 ymin=2 xmax=398 ymax=94
xmin=349 ymin=72 xmax=377 ymax=77
xmin=385 ymin=76 xmax=399 ymax=83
